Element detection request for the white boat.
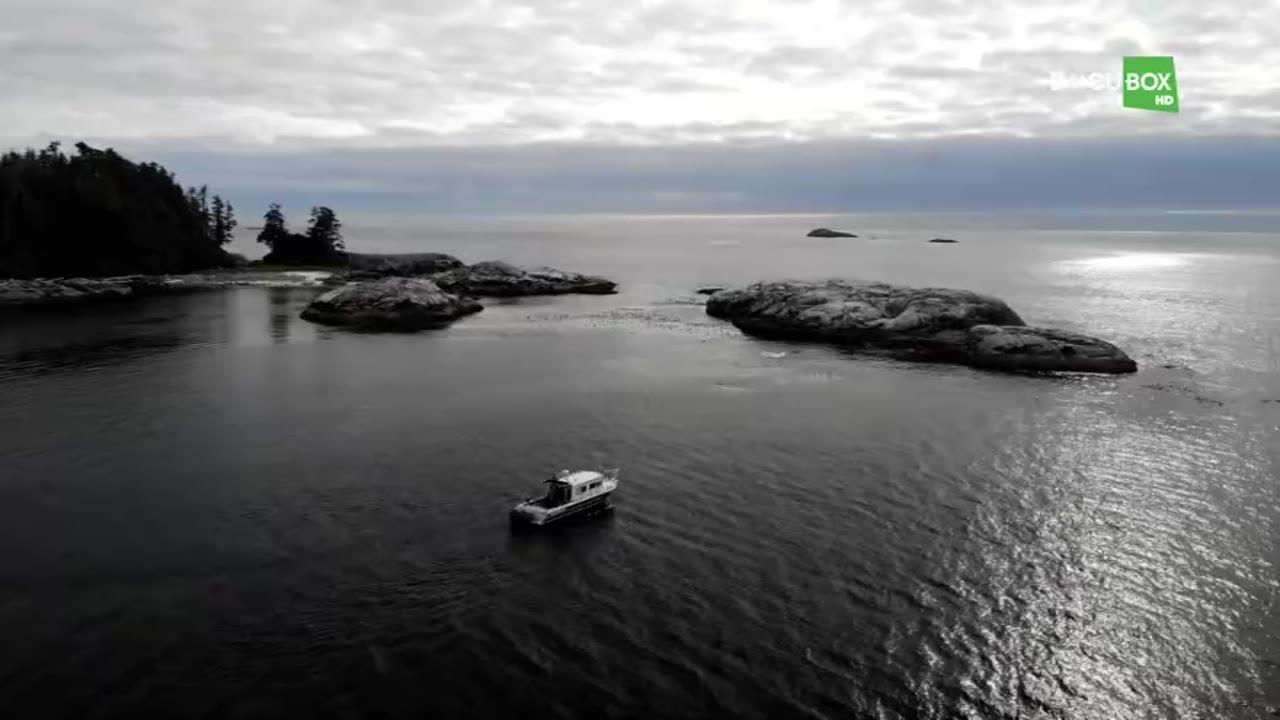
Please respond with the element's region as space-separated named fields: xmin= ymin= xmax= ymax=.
xmin=510 ymin=468 xmax=619 ymax=527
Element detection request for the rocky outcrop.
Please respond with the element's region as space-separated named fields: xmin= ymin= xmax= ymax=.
xmin=705 ymin=280 xmax=1136 ymax=374
xmin=345 ymin=252 xmax=465 ymax=278
xmin=0 ymin=277 xmax=138 ymax=305
xmin=300 ymin=277 xmax=481 ymax=330
xmin=965 ymin=325 xmax=1136 ymax=373
xmin=0 ymin=272 xmax=332 ymax=308
xmin=928 ymin=238 xmax=958 ymax=243
xmin=806 ymin=228 xmax=858 ymax=238
xmin=431 ymin=261 xmax=617 ymax=296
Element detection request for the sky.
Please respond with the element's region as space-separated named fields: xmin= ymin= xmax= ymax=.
xmin=2 ymin=0 xmax=1279 ymax=212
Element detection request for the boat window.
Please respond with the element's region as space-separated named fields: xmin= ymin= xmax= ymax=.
xmin=589 ymin=482 xmax=601 ymax=489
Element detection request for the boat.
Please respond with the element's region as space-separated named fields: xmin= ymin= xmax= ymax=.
xmin=510 ymin=468 xmax=619 ymax=527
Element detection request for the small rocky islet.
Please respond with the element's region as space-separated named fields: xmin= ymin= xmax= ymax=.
xmin=806 ymin=228 xmax=858 ymax=238
xmin=300 ymin=277 xmax=483 ymax=330
xmin=705 ymin=279 xmax=1137 ymax=374
xmin=297 ymin=254 xmax=618 ymax=329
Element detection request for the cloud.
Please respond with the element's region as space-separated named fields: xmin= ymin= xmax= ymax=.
xmin=1 ymin=0 xmax=1277 ymax=147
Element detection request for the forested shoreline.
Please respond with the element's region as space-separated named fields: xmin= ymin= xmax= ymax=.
xmin=0 ymin=142 xmax=346 ymax=279
xmin=0 ymin=142 xmax=240 ymax=278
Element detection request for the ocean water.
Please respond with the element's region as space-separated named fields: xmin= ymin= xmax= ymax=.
xmin=1 ymin=212 xmax=1278 ymax=719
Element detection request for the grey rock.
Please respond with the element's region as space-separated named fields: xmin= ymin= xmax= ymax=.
xmin=0 ymin=277 xmax=136 ymax=306
xmin=432 ymin=261 xmax=617 ymax=296
xmin=2 ymin=272 xmax=335 ymax=308
xmin=806 ymin=228 xmax=858 ymax=238
xmin=705 ymin=279 xmax=1136 ymax=374
xmin=300 ymin=277 xmax=482 ymax=330
xmin=346 ymin=252 xmax=465 ymax=278
xmin=965 ymin=325 xmax=1137 ymax=374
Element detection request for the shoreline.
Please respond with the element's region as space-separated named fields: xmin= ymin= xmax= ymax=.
xmin=0 ymin=269 xmax=334 ymax=308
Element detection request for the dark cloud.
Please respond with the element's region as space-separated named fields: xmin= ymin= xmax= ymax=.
xmin=113 ymin=135 xmax=1280 ymax=215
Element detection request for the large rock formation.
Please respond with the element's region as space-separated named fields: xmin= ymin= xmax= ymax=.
xmin=345 ymin=252 xmax=465 ymax=278
xmin=705 ymin=280 xmax=1136 ymax=374
xmin=299 ymin=277 xmax=482 ymax=330
xmin=806 ymin=228 xmax=858 ymax=238
xmin=431 ymin=261 xmax=617 ymax=296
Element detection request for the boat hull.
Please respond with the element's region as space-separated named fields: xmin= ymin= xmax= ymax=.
xmin=510 ymin=492 xmax=614 ymax=528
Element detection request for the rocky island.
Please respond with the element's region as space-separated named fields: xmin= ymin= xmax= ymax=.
xmin=335 ymin=255 xmax=616 ymax=296
xmin=432 ymin=260 xmax=616 ymax=296
xmin=296 ymin=254 xmax=618 ymax=330
xmin=705 ymin=280 xmax=1137 ymax=374
xmin=806 ymin=228 xmax=858 ymax=238
xmin=345 ymin=252 xmax=465 ymax=278
xmin=300 ymin=277 xmax=482 ymax=330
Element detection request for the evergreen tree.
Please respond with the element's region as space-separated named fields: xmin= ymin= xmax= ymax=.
xmin=257 ymin=203 xmax=289 ymax=251
xmin=221 ymin=200 xmax=237 ymax=244
xmin=306 ymin=206 xmax=343 ymax=254
xmin=211 ymin=195 xmax=226 ymax=246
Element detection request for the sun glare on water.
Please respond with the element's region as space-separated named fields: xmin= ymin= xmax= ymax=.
xmin=1063 ymin=253 xmax=1194 ymax=272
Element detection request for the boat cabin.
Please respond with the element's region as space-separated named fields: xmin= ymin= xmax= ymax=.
xmin=537 ymin=470 xmax=609 ymax=508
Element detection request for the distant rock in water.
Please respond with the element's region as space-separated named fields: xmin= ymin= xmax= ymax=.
xmin=300 ymin=277 xmax=482 ymax=330
xmin=346 ymin=252 xmax=465 ymax=278
xmin=806 ymin=228 xmax=858 ymax=238
xmin=432 ymin=261 xmax=617 ymax=296
xmin=705 ymin=280 xmax=1136 ymax=374
xmin=695 ymin=286 xmax=727 ymax=295
xmin=928 ymin=238 xmax=958 ymax=243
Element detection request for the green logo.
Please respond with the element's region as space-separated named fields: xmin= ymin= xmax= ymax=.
xmin=1123 ymin=56 xmax=1178 ymax=112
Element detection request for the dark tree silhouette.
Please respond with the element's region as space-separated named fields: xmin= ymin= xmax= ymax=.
xmin=258 ymin=203 xmax=345 ymax=265
xmin=257 ymin=203 xmax=290 ymax=251
xmin=307 ymin=206 xmax=343 ymax=253
xmin=0 ymin=141 xmax=235 ymax=278
xmin=220 ymin=199 xmax=237 ymax=245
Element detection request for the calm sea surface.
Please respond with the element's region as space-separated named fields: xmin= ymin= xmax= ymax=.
xmin=1 ymin=212 xmax=1278 ymax=719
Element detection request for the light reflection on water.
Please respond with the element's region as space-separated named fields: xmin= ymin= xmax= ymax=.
xmin=1060 ymin=252 xmax=1196 ymax=271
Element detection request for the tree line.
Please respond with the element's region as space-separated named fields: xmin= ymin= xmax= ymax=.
xmin=0 ymin=141 xmax=349 ymax=278
xmin=0 ymin=142 xmax=238 ymax=278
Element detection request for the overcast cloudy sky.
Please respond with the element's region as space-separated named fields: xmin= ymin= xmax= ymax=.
xmin=3 ymin=0 xmax=1279 ymax=211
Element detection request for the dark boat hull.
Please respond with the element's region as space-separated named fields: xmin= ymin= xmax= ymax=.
xmin=510 ymin=493 xmax=614 ymax=529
